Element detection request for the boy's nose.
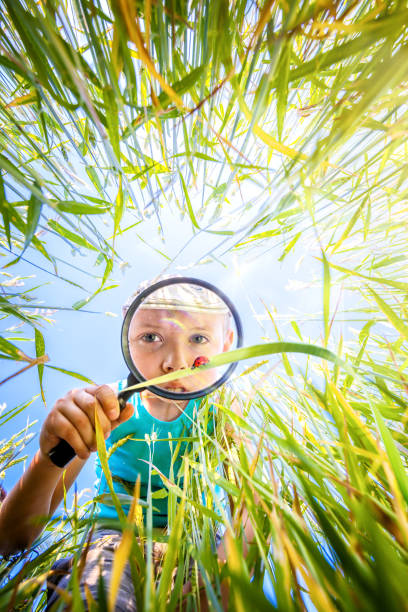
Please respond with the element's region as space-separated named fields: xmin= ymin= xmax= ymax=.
xmin=162 ymin=346 xmax=189 ymax=372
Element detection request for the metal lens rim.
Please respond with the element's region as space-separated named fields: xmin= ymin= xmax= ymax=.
xmin=121 ymin=277 xmax=243 ymax=400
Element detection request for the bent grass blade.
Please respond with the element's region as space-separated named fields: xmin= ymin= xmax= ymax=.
xmin=123 ymin=341 xmax=355 ymax=393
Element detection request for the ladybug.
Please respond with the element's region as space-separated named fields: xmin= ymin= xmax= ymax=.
xmin=192 ymin=356 xmax=209 ymax=369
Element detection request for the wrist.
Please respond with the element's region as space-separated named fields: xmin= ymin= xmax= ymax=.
xmin=36 ymin=448 xmax=65 ymax=473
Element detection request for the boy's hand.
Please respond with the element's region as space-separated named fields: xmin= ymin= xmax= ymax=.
xmin=40 ymin=385 xmax=134 ymax=462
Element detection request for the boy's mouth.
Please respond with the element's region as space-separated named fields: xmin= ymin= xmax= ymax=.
xmin=163 ymin=384 xmax=187 ymax=393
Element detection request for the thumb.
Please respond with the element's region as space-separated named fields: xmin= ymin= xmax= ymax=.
xmin=111 ymin=402 xmax=134 ymax=430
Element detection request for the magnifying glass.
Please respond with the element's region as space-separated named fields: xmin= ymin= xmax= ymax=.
xmin=48 ymin=278 xmax=243 ymax=467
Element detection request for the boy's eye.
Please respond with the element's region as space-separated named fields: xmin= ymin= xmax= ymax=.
xmin=190 ymin=334 xmax=208 ymax=344
xmin=141 ymin=332 xmax=161 ymax=343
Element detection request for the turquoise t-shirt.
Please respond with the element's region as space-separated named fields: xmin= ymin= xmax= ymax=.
xmin=94 ymin=380 xmax=205 ymax=527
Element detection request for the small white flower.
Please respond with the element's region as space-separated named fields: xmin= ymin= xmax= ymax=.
xmin=119 ymin=262 xmax=131 ymax=273
xmin=5 ymin=323 xmax=24 ymax=332
xmin=0 ymin=403 xmax=6 ymax=415
xmin=2 ymin=277 xmax=25 ymax=287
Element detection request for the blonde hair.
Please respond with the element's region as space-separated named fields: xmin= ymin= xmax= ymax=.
xmin=122 ymin=275 xmax=230 ymax=317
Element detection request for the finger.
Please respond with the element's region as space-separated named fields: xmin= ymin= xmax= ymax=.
xmin=48 ymin=411 xmax=91 ymax=460
xmin=94 ymin=385 xmax=120 ymax=421
xmin=83 ymin=385 xmax=99 ymax=394
xmin=111 ymin=402 xmax=134 ymax=430
xmin=84 ymin=384 xmax=120 ymax=421
xmin=58 ymin=400 xmax=96 ymax=452
xmin=72 ymin=389 xmax=112 ymax=439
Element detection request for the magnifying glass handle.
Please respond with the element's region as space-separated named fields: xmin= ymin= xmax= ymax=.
xmin=48 ymin=439 xmax=76 ymax=468
xmin=118 ymin=388 xmax=135 ymax=411
xmin=117 ymin=372 xmax=143 ymax=411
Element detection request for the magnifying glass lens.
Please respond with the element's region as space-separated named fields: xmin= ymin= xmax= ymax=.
xmin=125 ymin=282 xmax=238 ymax=397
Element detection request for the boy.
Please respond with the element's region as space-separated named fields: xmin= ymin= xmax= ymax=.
xmin=0 ymin=278 xmax=237 ymax=609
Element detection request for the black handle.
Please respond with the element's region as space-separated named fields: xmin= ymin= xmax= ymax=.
xmin=48 ymin=375 xmax=140 ymax=468
xmin=117 ymin=371 xmax=142 ymax=410
xmin=48 ymin=438 xmax=76 ymax=468
xmin=117 ymin=387 xmax=137 ymax=410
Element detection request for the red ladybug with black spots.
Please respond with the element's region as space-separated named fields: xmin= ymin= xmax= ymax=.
xmin=192 ymin=356 xmax=209 ymax=369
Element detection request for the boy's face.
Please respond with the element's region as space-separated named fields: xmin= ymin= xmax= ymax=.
xmin=128 ymin=307 xmax=233 ymax=393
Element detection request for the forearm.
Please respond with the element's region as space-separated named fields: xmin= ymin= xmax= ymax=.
xmin=49 ymin=455 xmax=87 ymax=515
xmin=0 ymin=450 xmax=64 ymax=555
xmin=0 ymin=383 xmax=130 ymax=557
